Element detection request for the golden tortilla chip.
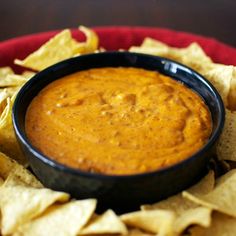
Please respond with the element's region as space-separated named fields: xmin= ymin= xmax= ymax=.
xmin=127 ymin=228 xmax=155 ymax=236
xmin=142 ymin=171 xmax=214 ymax=234
xmin=200 ymin=64 xmax=234 ymax=106
xmin=15 ymin=199 xmax=97 ymax=236
xmin=0 ymin=67 xmax=14 ymax=78
xmin=0 ymin=96 xmax=27 ymax=164
xmin=76 ymin=26 xmax=99 ymax=55
xmin=79 ymin=209 xmax=127 ymax=235
xmin=183 ymin=169 xmax=236 ymax=217
xmin=228 ymin=67 xmax=236 ymax=110
xmin=21 ymin=70 xmax=36 ymax=79
xmin=14 ymin=26 xmax=99 ymax=71
xmin=120 ymin=209 xmax=175 ymax=236
xmin=0 ymin=175 xmax=69 ymax=235
xmin=0 ymin=176 xmax=3 ymax=186
xmin=130 ymin=39 xmax=212 ymax=68
xmin=217 ymin=109 xmax=236 ymax=162
xmin=0 ymin=151 xmax=42 ymax=187
xmin=0 ymin=74 xmax=29 ymax=87
xmin=190 ymin=212 xmax=236 ymax=236
xmin=174 ymin=207 xmax=212 ymax=234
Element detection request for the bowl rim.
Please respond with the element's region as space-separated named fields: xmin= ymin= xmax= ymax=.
xmin=12 ymin=51 xmax=225 ymax=179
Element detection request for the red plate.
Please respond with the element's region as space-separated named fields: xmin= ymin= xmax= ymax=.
xmin=0 ymin=26 xmax=236 ymax=73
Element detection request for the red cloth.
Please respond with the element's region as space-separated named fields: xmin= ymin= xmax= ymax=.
xmin=0 ymin=26 xmax=236 ymax=73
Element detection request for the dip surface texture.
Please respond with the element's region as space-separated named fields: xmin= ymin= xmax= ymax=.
xmin=25 ymin=67 xmax=212 ymax=175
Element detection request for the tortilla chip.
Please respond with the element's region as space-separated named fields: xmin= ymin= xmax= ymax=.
xmin=0 ymin=175 xmax=69 ymax=235
xmin=77 ymin=26 xmax=99 ymax=54
xmin=183 ymin=169 xmax=236 ymax=217
xmin=127 ymin=228 xmax=155 ymax=236
xmin=120 ymin=210 xmax=175 ymax=236
xmin=141 ymin=171 xmax=214 ymax=233
xmin=14 ymin=26 xmax=99 ymax=71
xmin=0 ymin=74 xmax=29 ymax=87
xmin=0 ymin=96 xmax=27 ymax=164
xmin=0 ymin=151 xmax=42 ymax=187
xmin=217 ymin=109 xmax=236 ymax=162
xmin=15 ymin=199 xmax=97 ymax=236
xmin=190 ymin=212 xmax=236 ymax=236
xmin=228 ymin=67 xmax=236 ymax=110
xmin=79 ymin=209 xmax=127 ymax=235
xmin=174 ymin=207 xmax=212 ymax=234
xmin=200 ymin=64 xmax=234 ymax=106
xmin=130 ymin=40 xmax=212 ymax=68
xmin=21 ymin=71 xmax=36 ymax=79
xmin=0 ymin=177 xmax=3 ymax=186
xmin=0 ymin=67 xmax=14 ymax=78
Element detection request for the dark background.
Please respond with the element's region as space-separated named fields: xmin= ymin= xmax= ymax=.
xmin=1 ymin=0 xmax=236 ymax=47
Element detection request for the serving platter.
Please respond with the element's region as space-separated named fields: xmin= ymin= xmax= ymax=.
xmin=0 ymin=26 xmax=236 ymax=236
xmin=0 ymin=26 xmax=236 ymax=71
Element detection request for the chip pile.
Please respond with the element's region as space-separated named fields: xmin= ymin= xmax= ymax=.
xmin=1 ymin=26 xmax=236 ymax=235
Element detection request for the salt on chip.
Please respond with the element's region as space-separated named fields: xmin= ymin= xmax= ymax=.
xmin=0 ymin=151 xmax=42 ymax=187
xmin=217 ymin=109 xmax=236 ymax=162
xmin=79 ymin=209 xmax=127 ymax=235
xmin=15 ymin=199 xmax=97 ymax=236
xmin=0 ymin=175 xmax=69 ymax=235
xmin=142 ymin=171 xmax=214 ymax=234
xmin=190 ymin=212 xmax=236 ymax=236
xmin=14 ymin=26 xmax=99 ymax=71
xmin=0 ymin=96 xmax=27 ymax=165
xmin=120 ymin=209 xmax=175 ymax=236
xmin=183 ymin=169 xmax=236 ymax=217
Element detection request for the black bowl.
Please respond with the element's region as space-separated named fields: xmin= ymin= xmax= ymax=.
xmin=12 ymin=52 xmax=225 ymax=212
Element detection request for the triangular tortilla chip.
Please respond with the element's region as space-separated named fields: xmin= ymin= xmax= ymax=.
xmin=15 ymin=199 xmax=97 ymax=236
xmin=120 ymin=210 xmax=175 ymax=236
xmin=0 ymin=96 xmax=27 ymax=165
xmin=217 ymin=109 xmax=236 ymax=162
xmin=142 ymin=171 xmax=214 ymax=233
xmin=14 ymin=26 xmax=99 ymax=71
xmin=183 ymin=169 xmax=236 ymax=217
xmin=80 ymin=209 xmax=127 ymax=235
xmin=228 ymin=67 xmax=236 ymax=110
xmin=0 ymin=175 xmax=69 ymax=235
xmin=0 ymin=67 xmax=14 ymax=78
xmin=0 ymin=74 xmax=29 ymax=87
xmin=0 ymin=151 xmax=42 ymax=187
xmin=190 ymin=212 xmax=236 ymax=236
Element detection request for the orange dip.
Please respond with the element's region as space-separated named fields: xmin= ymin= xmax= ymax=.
xmin=25 ymin=67 xmax=212 ymax=175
